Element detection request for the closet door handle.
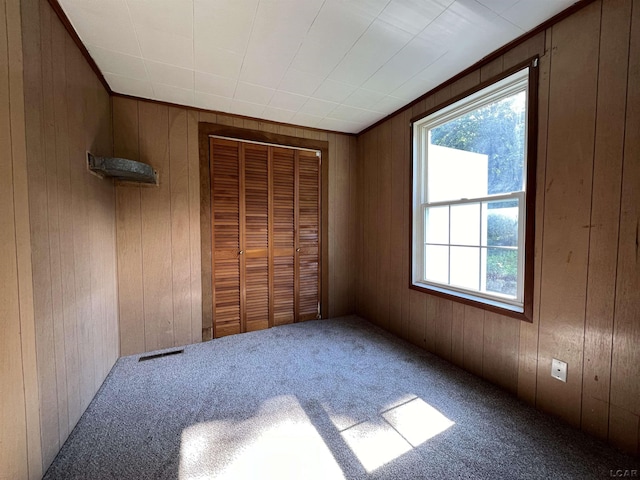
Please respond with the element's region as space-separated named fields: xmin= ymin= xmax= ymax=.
xmin=239 ymin=250 xmax=244 ymax=255
xmin=296 ymin=248 xmax=300 ymax=252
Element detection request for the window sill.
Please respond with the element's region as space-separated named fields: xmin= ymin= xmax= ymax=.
xmin=409 ymin=282 xmax=533 ymax=323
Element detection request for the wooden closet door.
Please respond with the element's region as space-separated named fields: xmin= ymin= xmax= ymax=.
xmin=296 ymin=150 xmax=321 ymax=321
xmin=211 ymin=138 xmax=321 ymax=338
xmin=242 ymin=143 xmax=269 ymax=332
xmin=271 ymin=147 xmax=296 ymax=326
xmin=210 ymin=138 xmax=241 ymax=337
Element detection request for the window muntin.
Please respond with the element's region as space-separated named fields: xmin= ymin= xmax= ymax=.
xmin=412 ymin=68 xmax=529 ymax=312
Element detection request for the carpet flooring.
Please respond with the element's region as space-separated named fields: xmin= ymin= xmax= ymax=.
xmin=44 ymin=316 xmax=638 ymax=479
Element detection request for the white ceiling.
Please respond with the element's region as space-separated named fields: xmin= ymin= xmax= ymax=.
xmin=59 ymin=0 xmax=575 ymax=134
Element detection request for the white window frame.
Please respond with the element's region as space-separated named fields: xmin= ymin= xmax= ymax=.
xmin=412 ymin=67 xmax=530 ymax=314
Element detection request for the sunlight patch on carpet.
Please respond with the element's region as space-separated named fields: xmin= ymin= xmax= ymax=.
xmin=340 ymin=397 xmax=455 ymax=472
xmin=178 ymin=395 xmax=345 ymax=480
xmin=382 ymin=397 xmax=455 ymax=447
xmin=341 ymin=419 xmax=412 ymax=472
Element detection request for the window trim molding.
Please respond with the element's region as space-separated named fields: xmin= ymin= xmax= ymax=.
xmin=409 ymin=57 xmax=539 ymax=323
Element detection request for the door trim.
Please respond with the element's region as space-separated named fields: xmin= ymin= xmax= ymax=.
xmin=199 ymin=123 xmax=329 ymax=341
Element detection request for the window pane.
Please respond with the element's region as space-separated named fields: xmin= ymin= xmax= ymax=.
xmin=483 ymin=247 xmax=518 ymax=297
xmin=424 ymin=245 xmax=448 ymax=284
xmin=425 ymin=206 xmax=449 ymax=244
xmin=450 ymin=246 xmax=479 ymax=290
xmin=426 ymin=142 xmax=488 ymax=203
xmin=428 ymin=90 xmax=526 ymax=203
xmin=413 ymin=67 xmax=530 ymax=310
xmin=482 ymin=200 xmax=519 ymax=247
xmin=450 ymin=203 xmax=480 ymax=246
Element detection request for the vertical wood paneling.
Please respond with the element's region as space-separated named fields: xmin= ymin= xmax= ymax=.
xmin=582 ymin=0 xmax=632 ymax=440
xmin=354 ymin=0 xmax=638 ymax=456
xmin=388 ymin=113 xmax=405 ymax=337
xmin=67 ymin=33 xmax=96 ymax=418
xmin=51 ymin=6 xmax=81 ymax=446
xmin=463 ymin=306 xmax=484 ymax=377
xmin=483 ymin=312 xmax=520 ymax=394
xmin=480 ymin=56 xmax=503 ymax=82
xmin=113 ymin=99 xmax=144 ymax=356
xmin=22 ymin=0 xmax=61 ymax=467
xmin=362 ymin=130 xmax=376 ymax=322
xmin=348 ymin=136 xmax=358 ymax=316
xmin=609 ymin=0 xmax=640 ymax=454
xmin=86 ymin=51 xmax=107 ymax=397
xmin=503 ymin=32 xmax=545 ymax=70
xmin=451 ymin=302 xmax=464 ymax=368
xmin=433 ymin=85 xmax=451 ymax=108
xmin=536 ymin=2 xmax=601 ymax=428
xmin=6 ymin=0 xmax=43 ymax=475
xmin=332 ymin=135 xmax=350 ymax=317
xmin=198 ymin=113 xmax=214 ymax=340
xmin=408 ymin=290 xmax=426 ymax=348
xmin=321 ymin=137 xmax=329 ymax=319
xmin=377 ymin=121 xmax=392 ymax=330
xmin=609 ymin=405 xmax=640 ymax=455
xmin=368 ymin=129 xmax=379 ymax=325
xmin=0 ymin=2 xmax=30 ymax=476
xmin=15 ymin=0 xmax=118 ymax=473
xmin=361 ymin=129 xmax=371 ymax=321
xmin=169 ymin=107 xmax=192 ymax=346
xmin=411 ymin=99 xmax=426 ymax=118
xmin=400 ymin=110 xmax=412 ymax=342
xmin=449 ymin=71 xmax=479 ymax=98
xmin=139 ymin=102 xmax=174 ymax=351
xmin=425 ymin=295 xmax=436 ymax=353
xmin=517 ymin=31 xmax=550 ymax=407
xmin=328 ymin=133 xmax=337 ymax=317
xmin=434 ymin=297 xmax=453 ymax=361
xmin=40 ymin=2 xmax=70 ymax=445
xmin=187 ymin=110 xmax=202 ymax=344
xmin=355 ymin=133 xmax=365 ymax=316
xmin=199 ymin=111 xmax=217 ymax=125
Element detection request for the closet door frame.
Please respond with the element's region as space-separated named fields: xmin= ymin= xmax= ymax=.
xmin=199 ymin=123 xmax=329 ymax=341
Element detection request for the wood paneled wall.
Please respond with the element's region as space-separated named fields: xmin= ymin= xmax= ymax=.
xmin=20 ymin=0 xmax=119 ymax=473
xmin=0 ymin=1 xmax=42 ymax=478
xmin=113 ymin=96 xmax=357 ymax=354
xmin=356 ymin=0 xmax=640 ymax=456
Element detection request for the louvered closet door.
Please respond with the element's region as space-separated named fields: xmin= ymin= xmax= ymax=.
xmin=296 ymin=150 xmax=321 ymax=322
xmin=211 ymin=138 xmax=242 ymax=337
xmin=211 ymin=138 xmax=321 ymax=338
xmin=242 ymin=143 xmax=269 ymax=332
xmin=271 ymin=147 xmax=296 ymax=326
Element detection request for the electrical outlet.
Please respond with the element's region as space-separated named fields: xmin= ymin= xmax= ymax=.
xmin=551 ymin=359 xmax=567 ymax=382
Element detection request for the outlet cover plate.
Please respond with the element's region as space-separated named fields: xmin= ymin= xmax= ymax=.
xmin=551 ymin=359 xmax=567 ymax=382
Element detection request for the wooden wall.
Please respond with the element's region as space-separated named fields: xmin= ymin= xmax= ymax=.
xmin=0 ymin=1 xmax=42 ymax=478
xmin=21 ymin=0 xmax=119 ymax=473
xmin=356 ymin=0 xmax=640 ymax=456
xmin=113 ymin=96 xmax=357 ymax=354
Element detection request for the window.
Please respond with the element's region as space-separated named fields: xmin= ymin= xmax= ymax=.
xmin=412 ymin=65 xmax=536 ymax=319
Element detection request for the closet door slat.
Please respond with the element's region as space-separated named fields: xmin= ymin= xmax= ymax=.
xmin=272 ymin=147 xmax=296 ymax=326
xmin=211 ymin=138 xmax=241 ymax=337
xmin=243 ymin=143 xmax=269 ymax=332
xmin=297 ymin=150 xmax=321 ymax=322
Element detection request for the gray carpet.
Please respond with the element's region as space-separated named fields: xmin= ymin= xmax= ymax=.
xmin=44 ymin=316 xmax=638 ymax=479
